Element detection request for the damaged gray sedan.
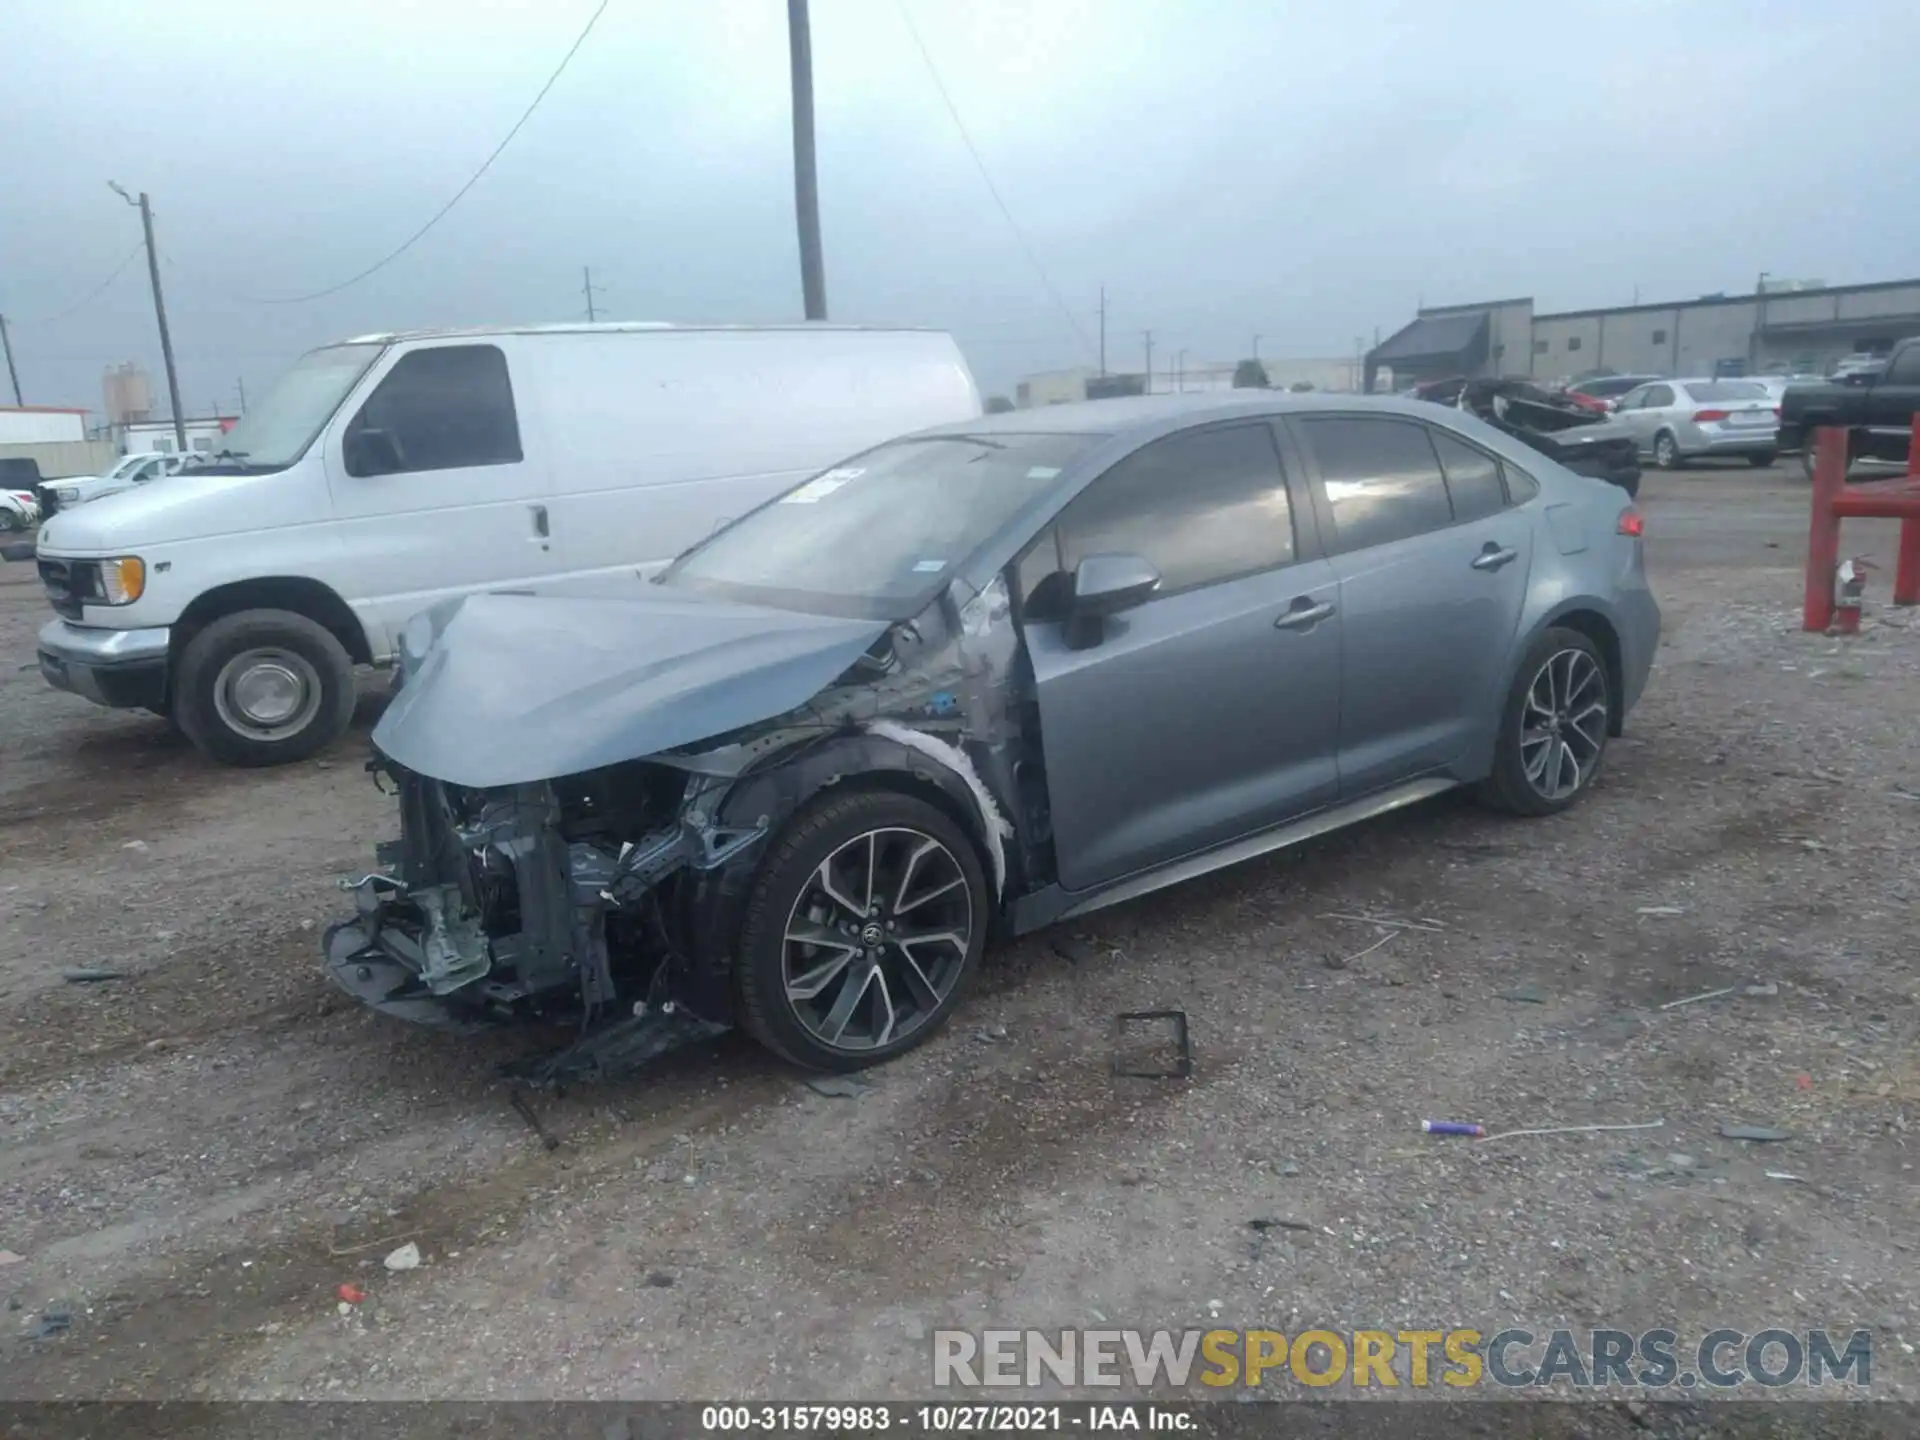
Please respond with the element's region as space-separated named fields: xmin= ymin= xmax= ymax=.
xmin=328 ymin=392 xmax=1659 ymax=1077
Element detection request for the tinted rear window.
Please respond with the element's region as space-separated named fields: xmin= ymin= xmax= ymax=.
xmin=1683 ymin=381 xmax=1767 ymax=402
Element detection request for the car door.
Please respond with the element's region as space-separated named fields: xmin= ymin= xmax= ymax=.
xmin=1633 ymin=383 xmax=1678 ymax=453
xmin=323 ymin=341 xmax=555 ymax=650
xmin=1289 ymin=414 xmax=1535 ymax=798
xmin=1018 ymin=420 xmax=1341 ymax=893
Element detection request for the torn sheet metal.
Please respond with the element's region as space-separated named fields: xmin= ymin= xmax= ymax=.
xmin=866 ymin=717 xmax=1015 ymax=893
xmin=372 ymin=590 xmax=890 ymax=790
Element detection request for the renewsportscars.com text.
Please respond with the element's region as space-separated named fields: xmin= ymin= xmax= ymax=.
xmin=932 ymin=1327 xmax=1874 ymax=1391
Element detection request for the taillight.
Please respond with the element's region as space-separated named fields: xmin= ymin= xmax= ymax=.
xmin=1692 ymin=409 xmax=1730 ymax=423
xmin=1617 ymin=507 xmax=1645 ymax=538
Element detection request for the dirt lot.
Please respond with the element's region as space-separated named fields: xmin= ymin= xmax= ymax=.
xmin=1 ymin=464 xmax=1916 ymax=1421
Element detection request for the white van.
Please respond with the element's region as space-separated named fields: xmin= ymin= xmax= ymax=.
xmin=34 ymin=323 xmax=981 ymax=766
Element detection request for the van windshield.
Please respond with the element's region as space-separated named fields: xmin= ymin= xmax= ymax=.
xmin=656 ymin=432 xmax=1098 ymax=619
xmin=183 ymin=343 xmax=384 ymax=474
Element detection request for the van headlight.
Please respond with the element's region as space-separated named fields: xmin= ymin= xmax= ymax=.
xmin=96 ymin=556 xmax=147 ymax=605
xmin=55 ymin=486 xmax=81 ymax=503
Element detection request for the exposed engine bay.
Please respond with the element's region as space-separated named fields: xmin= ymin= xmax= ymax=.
xmin=324 ymin=578 xmax=1030 ymax=1083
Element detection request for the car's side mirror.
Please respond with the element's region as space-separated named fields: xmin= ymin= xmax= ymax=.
xmin=345 ymin=427 xmax=405 ymax=477
xmin=1063 ymin=552 xmax=1160 ymax=649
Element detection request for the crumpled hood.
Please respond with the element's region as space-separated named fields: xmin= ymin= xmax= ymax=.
xmin=372 ymin=588 xmax=890 ymax=789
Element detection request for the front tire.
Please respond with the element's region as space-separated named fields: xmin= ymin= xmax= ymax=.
xmin=1475 ymin=628 xmax=1611 ymax=817
xmin=1749 ymin=451 xmax=1777 ymax=468
xmin=173 ymin=608 xmax=356 ymax=767
xmin=735 ymin=789 xmax=988 ymax=1072
xmin=1652 ymin=430 xmax=1684 ymax=470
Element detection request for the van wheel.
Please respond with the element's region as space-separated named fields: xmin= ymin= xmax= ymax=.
xmin=735 ymin=790 xmax=988 ymax=1072
xmin=174 ymin=609 xmax=355 ymax=766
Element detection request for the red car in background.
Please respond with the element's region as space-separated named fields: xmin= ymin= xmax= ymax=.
xmin=1563 ymin=373 xmax=1666 ymax=413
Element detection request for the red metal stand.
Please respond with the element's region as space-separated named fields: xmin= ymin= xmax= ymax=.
xmin=1802 ymin=417 xmax=1920 ymax=631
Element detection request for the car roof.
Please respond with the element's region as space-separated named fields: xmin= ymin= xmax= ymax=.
xmin=909 ymin=390 xmax=1444 ymax=440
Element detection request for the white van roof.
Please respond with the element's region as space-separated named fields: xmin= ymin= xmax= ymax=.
xmin=339 ymin=322 xmax=946 ymax=345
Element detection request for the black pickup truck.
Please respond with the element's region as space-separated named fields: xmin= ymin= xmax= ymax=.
xmin=1778 ymin=335 xmax=1920 ymax=478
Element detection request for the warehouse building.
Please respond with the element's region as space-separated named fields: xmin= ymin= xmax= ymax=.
xmin=1365 ymin=277 xmax=1920 ymax=391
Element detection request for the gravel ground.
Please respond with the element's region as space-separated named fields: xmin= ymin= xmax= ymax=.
xmin=0 ymin=465 xmax=1915 ymax=1426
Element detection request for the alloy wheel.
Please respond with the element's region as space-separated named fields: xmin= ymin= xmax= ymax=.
xmin=1654 ymin=432 xmax=1678 ymax=469
xmin=212 ymin=647 xmax=325 ymax=742
xmin=1520 ymin=648 xmax=1608 ymax=802
xmin=781 ymin=826 xmax=973 ymax=1053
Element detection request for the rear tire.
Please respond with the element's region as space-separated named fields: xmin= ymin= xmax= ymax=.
xmin=1652 ymin=430 xmax=1685 ymax=470
xmin=1799 ymin=432 xmax=1856 ymax=483
xmin=173 ymin=608 xmax=355 ymax=767
xmin=1749 ymin=451 xmax=1777 ymax=468
xmin=735 ymin=789 xmax=988 ymax=1072
xmin=1474 ymin=628 xmax=1611 ymax=818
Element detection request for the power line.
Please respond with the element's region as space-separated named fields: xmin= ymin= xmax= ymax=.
xmin=6 ymin=243 xmax=145 ymax=325
xmin=234 ymin=0 xmax=613 ymax=305
xmin=892 ymin=0 xmax=1094 ymax=362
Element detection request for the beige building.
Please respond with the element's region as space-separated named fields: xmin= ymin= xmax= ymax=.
xmin=1367 ymin=278 xmax=1920 ymax=390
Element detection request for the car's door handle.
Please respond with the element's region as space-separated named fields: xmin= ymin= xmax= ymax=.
xmin=529 ymin=503 xmax=550 ymax=540
xmin=1274 ymin=598 xmax=1335 ymax=631
xmin=1471 ymin=544 xmax=1518 ymax=572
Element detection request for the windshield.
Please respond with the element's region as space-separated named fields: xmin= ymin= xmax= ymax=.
xmin=105 ymin=453 xmax=152 ymax=480
xmin=184 ymin=343 xmax=383 ymax=473
xmin=1684 ymin=381 xmax=1767 ymax=401
xmin=657 ymin=431 xmax=1100 ymax=618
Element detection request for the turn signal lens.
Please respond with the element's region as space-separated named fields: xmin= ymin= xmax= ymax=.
xmin=99 ymin=556 xmax=146 ymax=605
xmin=1617 ymin=508 xmax=1645 ymax=538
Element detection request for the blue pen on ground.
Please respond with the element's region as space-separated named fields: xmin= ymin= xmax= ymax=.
xmin=1422 ymin=1120 xmax=1486 ymax=1138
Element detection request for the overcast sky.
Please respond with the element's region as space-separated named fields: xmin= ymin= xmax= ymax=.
xmin=3 ymin=0 xmax=1916 ymax=417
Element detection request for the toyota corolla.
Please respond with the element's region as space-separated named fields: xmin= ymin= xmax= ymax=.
xmin=327 ymin=391 xmax=1659 ymax=1078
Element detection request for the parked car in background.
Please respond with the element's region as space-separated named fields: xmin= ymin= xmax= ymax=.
xmin=1413 ymin=376 xmax=1643 ymax=497
xmin=1830 ymin=353 xmax=1889 ymax=382
xmin=43 ymin=451 xmax=191 ymax=512
xmin=33 ymin=323 xmax=982 ymax=766
xmin=1562 ymin=374 xmax=1666 ymax=413
xmin=1778 ymin=335 xmax=1920 ymax=480
xmin=1 ymin=488 xmax=39 ymax=532
xmin=1610 ymin=378 xmax=1779 ymax=468
xmin=329 ymin=391 xmax=1658 ymax=1074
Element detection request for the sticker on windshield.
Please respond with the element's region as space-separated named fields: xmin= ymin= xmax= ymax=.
xmin=912 ymin=559 xmax=946 ymax=573
xmin=781 ymin=474 xmax=854 ymax=504
xmin=1026 ymin=466 xmax=1062 ymax=480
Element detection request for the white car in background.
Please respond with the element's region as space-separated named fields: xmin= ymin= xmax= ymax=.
xmin=1 ymin=488 xmax=39 ymax=532
xmin=1610 ymin=378 xmax=1781 ymax=469
xmin=45 ymin=451 xmax=191 ymax=511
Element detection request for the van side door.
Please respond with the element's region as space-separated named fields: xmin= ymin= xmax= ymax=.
xmin=322 ymin=342 xmax=554 ymax=656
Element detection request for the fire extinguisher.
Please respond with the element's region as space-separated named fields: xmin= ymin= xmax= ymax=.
xmin=1832 ymin=555 xmax=1877 ymax=634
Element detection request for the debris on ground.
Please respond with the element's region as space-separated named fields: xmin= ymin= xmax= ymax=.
xmin=1326 ymin=930 xmax=1398 ymax=970
xmin=1742 ymin=980 xmax=1780 ymax=997
xmin=1318 ymin=911 xmax=1444 ymax=933
xmin=803 ymin=1074 xmax=872 ymax=1099
xmin=1719 ymin=1123 xmax=1794 ymax=1142
xmin=1500 ymin=984 xmax=1546 ymax=1004
xmin=972 ymin=1025 xmax=1010 ymax=1044
xmin=120 ymin=840 xmax=149 ymax=852
xmin=1766 ymin=1172 xmax=1805 ymax=1183
xmin=0 ymin=1249 xmax=24 ymax=1266
xmin=33 ymin=1308 xmax=72 ymax=1339
xmin=1247 ymin=1218 xmax=1313 ymax=1233
xmin=643 ymin=1272 xmax=676 ymax=1288
xmin=1482 ymin=1119 xmax=1665 ymax=1143
xmin=1636 ymin=905 xmax=1686 ymax=916
xmin=1661 ymin=985 xmax=1736 ymax=1011
xmin=383 ymin=1242 xmax=422 ymax=1272
xmin=335 ymin=1283 xmax=366 ymax=1305
xmin=1421 ymin=1120 xmax=1485 ymax=1137
xmin=61 ymin=968 xmax=126 ymax=984
xmin=1111 ymin=1010 xmax=1192 ymax=1079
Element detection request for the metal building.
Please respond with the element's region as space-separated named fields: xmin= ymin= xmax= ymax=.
xmin=1366 ymin=278 xmax=1920 ymax=391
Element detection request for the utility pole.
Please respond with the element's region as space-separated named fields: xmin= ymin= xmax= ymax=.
xmin=581 ymin=265 xmax=605 ymax=322
xmin=1251 ymin=333 xmax=1261 ymax=363
xmin=1142 ymin=330 xmax=1153 ymax=394
xmin=1097 ymin=286 xmax=1107 ymax=376
xmin=109 ymin=183 xmax=187 ymax=454
xmin=0 ymin=314 xmax=21 ymax=406
xmin=787 ymin=0 xmax=827 ymax=320
xmin=1175 ymin=348 xmax=1187 ymax=392
xmin=236 ymin=376 xmax=248 ymax=414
